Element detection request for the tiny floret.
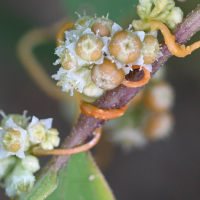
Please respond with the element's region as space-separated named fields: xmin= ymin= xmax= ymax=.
xmin=0 ymin=118 xmax=27 ymax=159
xmin=27 ymin=116 xmax=52 ymax=144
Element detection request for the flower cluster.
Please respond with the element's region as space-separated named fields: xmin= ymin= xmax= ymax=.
xmin=105 ymin=66 xmax=174 ymax=152
xmin=0 ymin=111 xmax=60 ymax=198
xmin=133 ymin=0 xmax=183 ymax=30
xmin=52 ymin=12 xmax=161 ymax=99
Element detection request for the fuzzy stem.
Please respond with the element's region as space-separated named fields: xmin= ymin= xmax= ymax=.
xmin=43 ymin=4 xmax=200 ymax=171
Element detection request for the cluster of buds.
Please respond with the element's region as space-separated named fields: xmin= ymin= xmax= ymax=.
xmin=0 ymin=111 xmax=60 ymax=197
xmin=106 ymin=66 xmax=174 ymax=152
xmin=133 ymin=0 xmax=183 ymax=30
xmin=52 ymin=11 xmax=163 ymax=99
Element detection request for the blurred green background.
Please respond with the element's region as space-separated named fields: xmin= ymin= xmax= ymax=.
xmin=1 ymin=0 xmax=200 ymax=199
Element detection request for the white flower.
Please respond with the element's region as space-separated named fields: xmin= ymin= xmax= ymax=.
xmin=27 ymin=116 xmax=52 ymax=144
xmin=5 ymin=162 xmax=35 ymax=197
xmin=52 ymin=66 xmax=93 ymax=96
xmin=0 ymin=118 xmax=27 ymax=159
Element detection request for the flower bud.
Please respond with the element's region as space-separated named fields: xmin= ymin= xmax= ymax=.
xmin=0 ymin=156 xmax=16 ymax=179
xmin=89 ymin=17 xmax=114 ymax=37
xmin=144 ymin=82 xmax=174 ymax=112
xmin=72 ymin=15 xmax=93 ymax=30
xmin=75 ymin=34 xmax=104 ymax=62
xmin=21 ymin=155 xmax=40 ymax=173
xmin=165 ymin=7 xmax=183 ymax=29
xmin=47 ymin=134 xmax=60 ymax=147
xmin=144 ymin=112 xmax=174 ymax=140
xmin=5 ymin=163 xmax=35 ymax=197
xmin=47 ymin=128 xmax=59 ymax=136
xmin=108 ymin=30 xmax=142 ymax=64
xmin=40 ymin=140 xmax=54 ymax=150
xmin=83 ymin=82 xmax=104 ymax=98
xmin=142 ymin=35 xmax=160 ymax=64
xmin=91 ymin=58 xmax=125 ymax=90
xmin=60 ymin=48 xmax=77 ymax=70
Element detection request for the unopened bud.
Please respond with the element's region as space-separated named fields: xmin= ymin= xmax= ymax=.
xmin=60 ymin=49 xmax=78 ymax=70
xmin=91 ymin=58 xmax=125 ymax=90
xmin=47 ymin=134 xmax=60 ymax=147
xmin=83 ymin=82 xmax=104 ymax=98
xmin=142 ymin=35 xmax=160 ymax=64
xmin=144 ymin=112 xmax=174 ymax=140
xmin=89 ymin=17 xmax=114 ymax=37
xmin=21 ymin=155 xmax=40 ymax=173
xmin=40 ymin=140 xmax=54 ymax=150
xmin=73 ymin=15 xmax=93 ymax=30
xmin=144 ymin=82 xmax=174 ymax=112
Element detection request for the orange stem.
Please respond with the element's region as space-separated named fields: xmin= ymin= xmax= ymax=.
xmin=56 ymin=22 xmax=74 ymax=46
xmin=150 ymin=20 xmax=200 ymax=57
xmin=80 ymin=101 xmax=130 ymax=120
xmin=32 ymin=128 xmax=101 ymax=156
xmin=122 ymin=66 xmax=151 ymax=88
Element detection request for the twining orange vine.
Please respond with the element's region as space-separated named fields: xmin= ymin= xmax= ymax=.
xmin=32 ymin=19 xmax=200 ymax=156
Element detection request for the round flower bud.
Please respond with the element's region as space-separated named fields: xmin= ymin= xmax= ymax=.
xmin=144 ymin=112 xmax=174 ymax=140
xmin=3 ymin=128 xmax=24 ymax=153
xmin=47 ymin=134 xmax=60 ymax=147
xmin=75 ymin=34 xmax=104 ymax=62
xmin=60 ymin=49 xmax=77 ymax=70
xmin=144 ymin=82 xmax=174 ymax=112
xmin=142 ymin=35 xmax=160 ymax=64
xmin=47 ymin=128 xmax=59 ymax=136
xmin=83 ymin=82 xmax=104 ymax=98
xmin=21 ymin=155 xmax=40 ymax=173
xmin=89 ymin=17 xmax=114 ymax=37
xmin=0 ymin=156 xmax=16 ymax=179
xmin=72 ymin=16 xmax=93 ymax=30
xmin=40 ymin=140 xmax=54 ymax=150
xmin=91 ymin=58 xmax=125 ymax=90
xmin=108 ymin=30 xmax=142 ymax=64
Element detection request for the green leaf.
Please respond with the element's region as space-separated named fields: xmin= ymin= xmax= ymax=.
xmin=46 ymin=152 xmax=115 ymax=200
xmin=22 ymin=168 xmax=58 ymax=200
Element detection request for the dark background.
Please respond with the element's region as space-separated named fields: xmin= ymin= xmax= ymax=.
xmin=1 ymin=0 xmax=200 ymax=199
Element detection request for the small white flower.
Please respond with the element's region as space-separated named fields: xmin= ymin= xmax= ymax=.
xmin=0 ymin=118 xmax=27 ymax=159
xmin=27 ymin=116 xmax=52 ymax=144
xmin=5 ymin=162 xmax=35 ymax=197
xmin=52 ymin=66 xmax=93 ymax=96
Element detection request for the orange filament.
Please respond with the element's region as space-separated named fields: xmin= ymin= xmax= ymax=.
xmin=80 ymin=101 xmax=130 ymax=120
xmin=56 ymin=22 xmax=74 ymax=46
xmin=122 ymin=65 xmax=151 ymax=88
xmin=150 ymin=20 xmax=200 ymax=57
xmin=32 ymin=128 xmax=101 ymax=156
